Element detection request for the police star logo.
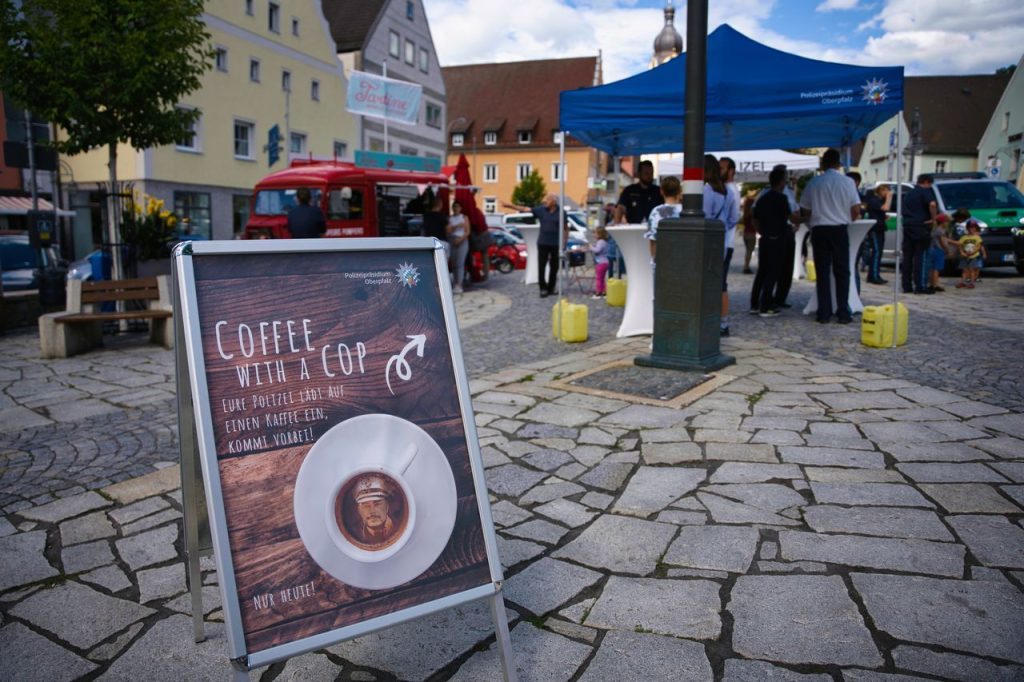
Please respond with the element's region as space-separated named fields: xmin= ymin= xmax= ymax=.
xmin=395 ymin=262 xmax=420 ymax=288
xmin=861 ymin=78 xmax=888 ymax=106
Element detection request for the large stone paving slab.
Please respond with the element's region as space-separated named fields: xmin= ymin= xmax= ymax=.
xmin=918 ymin=483 xmax=1022 ymax=513
xmin=485 ymin=464 xmax=548 ymax=497
xmin=0 ymin=530 xmax=58 ymax=591
xmin=883 ymin=442 xmax=993 ymax=462
xmin=891 ymin=645 xmax=1024 ymax=682
xmin=802 ymin=506 xmax=953 ymax=541
xmin=809 ymin=482 xmax=933 ymax=507
xmin=698 ymin=493 xmax=801 ymax=526
xmin=553 ymin=514 xmax=676 ymax=575
xmin=612 ymin=467 xmax=705 ymax=517
xmin=663 ymin=526 xmax=760 ymax=573
xmin=895 ymin=462 xmax=1010 ymax=483
xmin=9 ymin=580 xmax=154 ymax=649
xmin=700 ymin=483 xmax=806 ymax=511
xmin=778 ymin=447 xmax=885 ymax=469
xmin=778 ymin=531 xmax=965 ymax=577
xmin=947 ymin=515 xmax=1024 ymax=569
xmin=0 ymin=622 xmax=97 ymax=681
xmin=728 ymin=575 xmax=882 ymax=667
xmin=584 ymin=576 xmax=721 ymax=639
xmin=578 ymin=630 xmax=712 ymax=681
xmin=504 ymin=557 xmax=603 ymax=616
xmin=852 ymin=573 xmax=1024 ymax=664
xmin=449 ymin=621 xmax=591 ymax=682
xmin=603 ymin=404 xmax=687 ymax=429
xmin=99 ymin=615 xmax=239 ymax=681
xmin=115 ymin=524 xmax=179 ymax=571
xmin=18 ymin=491 xmax=110 ymax=523
xmin=722 ymin=659 xmax=831 ymax=681
xmin=710 ymin=463 xmax=802 ymax=484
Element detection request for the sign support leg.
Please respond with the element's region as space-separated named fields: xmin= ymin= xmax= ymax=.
xmin=489 ymin=592 xmax=518 ymax=682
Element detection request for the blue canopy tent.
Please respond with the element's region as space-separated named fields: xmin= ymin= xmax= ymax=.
xmin=559 ymin=24 xmax=904 ymax=155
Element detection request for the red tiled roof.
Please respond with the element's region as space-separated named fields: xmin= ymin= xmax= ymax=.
xmin=442 ymin=57 xmax=599 ymax=148
xmin=906 ymin=74 xmax=1010 ymax=155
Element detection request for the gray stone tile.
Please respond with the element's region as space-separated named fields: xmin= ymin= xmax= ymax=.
xmin=533 ymin=498 xmax=597 ymax=528
xmin=656 ymin=510 xmax=707 ymax=525
xmin=991 ymin=462 xmax=1024 ymax=482
xmin=818 ymin=391 xmax=915 ymax=411
xmin=694 ymin=428 xmax=753 ymax=444
xmin=18 ymin=491 xmax=110 ymax=523
xmin=9 ymin=581 xmax=153 ymax=649
xmin=553 ymin=515 xmax=675 ymax=575
xmin=579 ymin=491 xmax=613 ymax=510
xmin=489 ymin=500 xmax=531 ymax=528
xmin=578 ymin=426 xmax=619 ymax=446
xmin=805 ymin=467 xmax=906 ymax=483
xmin=485 ymin=464 xmax=548 ymax=497
xmin=810 ymin=482 xmax=933 ymax=507
xmin=505 ymin=557 xmax=603 ymax=616
xmin=115 ymin=524 xmax=179 ymax=571
xmin=640 ymin=426 xmax=692 ymax=443
xmin=88 ymin=622 xmax=144 ymax=661
xmin=1005 ymin=485 xmax=1024 ymax=507
xmin=137 ymin=563 xmax=186 ymax=603
xmin=521 ymin=449 xmax=574 ymax=472
xmin=778 ymin=531 xmax=965 ymax=577
xmin=102 ymin=466 xmax=180 ymax=505
xmin=948 ymin=515 xmax=1024 ymax=569
xmin=61 ymin=540 xmax=114 ymax=574
xmin=604 ymin=404 xmax=687 ymax=428
xmin=120 ymin=509 xmax=181 ymax=536
xmin=919 ymin=483 xmax=1022 ymax=513
xmin=710 ymin=463 xmax=802 ymax=484
xmin=585 ymin=576 xmax=720 ymax=639
xmin=896 ymin=462 xmax=1010 ymax=483
xmin=162 ymin=585 xmax=221 ymax=616
xmin=0 ymin=517 xmax=15 ymax=537
xmin=555 ymin=462 xmax=587 ymax=480
xmin=729 ymin=575 xmax=882 ymax=667
xmin=613 ymin=467 xmax=705 ymax=517
xmin=802 ymin=506 xmax=953 ymax=541
xmin=58 ymin=512 xmax=115 ymax=547
xmin=99 ymin=615 xmax=239 ymax=680
xmin=896 ymin=386 xmax=963 ymax=405
xmin=640 ymin=442 xmax=703 ymax=464
xmin=722 ymin=659 xmax=831 ymax=681
xmin=79 ymin=564 xmax=132 ymax=593
xmin=969 ymin=412 xmax=1024 ymax=439
xmin=698 ymin=493 xmax=801 ymax=526
xmin=968 ymin=436 xmax=1024 ymax=459
xmin=701 ymin=483 xmax=806 ymax=511
xmin=450 ymin=622 xmax=591 ymax=682
xmin=852 ymin=573 xmax=1024 ymax=664
xmin=578 ymin=630 xmax=712 ymax=681
xmin=519 ymin=404 xmax=599 ymax=427
xmin=861 ymin=421 xmax=960 ymax=444
xmin=840 ymin=670 xmax=930 ymax=681
xmin=891 ymin=645 xmax=1024 ymax=682
xmin=544 ymin=617 xmax=597 ymax=643
xmin=663 ymin=526 xmax=760 ymax=573
xmin=757 ymin=560 xmax=828 ymax=573
xmin=577 ymin=461 xmax=634 ymax=492
xmin=276 ymin=653 xmax=342 ymax=681
xmin=779 ymin=447 xmax=885 ymax=469
xmin=569 ymin=444 xmax=611 ymax=466
xmin=497 ymin=537 xmax=546 ymax=569
xmin=751 ymin=429 xmax=806 ymax=446
xmin=704 ymin=442 xmax=778 ymax=462
xmin=518 ymin=480 xmax=586 ymax=505
xmin=0 ymin=622 xmax=97 ymax=681
xmin=883 ymin=442 xmax=993 ymax=462
xmin=741 ymin=416 xmax=809 ymax=431
xmin=502 ymin=518 xmax=569 ymax=545
xmin=0 ymin=531 xmax=58 ymax=591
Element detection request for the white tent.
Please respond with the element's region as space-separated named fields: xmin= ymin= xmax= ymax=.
xmin=653 ymin=149 xmax=819 ymax=182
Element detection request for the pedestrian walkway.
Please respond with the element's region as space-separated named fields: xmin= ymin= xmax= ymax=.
xmin=1 ymin=271 xmax=1022 ymax=680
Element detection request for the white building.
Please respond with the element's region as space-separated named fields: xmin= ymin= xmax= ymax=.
xmin=976 ymin=56 xmax=1024 ymax=189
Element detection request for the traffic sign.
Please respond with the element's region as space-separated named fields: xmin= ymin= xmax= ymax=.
xmin=265 ymin=124 xmax=282 ymax=167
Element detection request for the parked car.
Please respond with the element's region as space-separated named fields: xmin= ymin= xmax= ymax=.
xmin=502 ymin=211 xmax=588 ymax=242
xmin=484 ymin=214 xmax=504 ymax=229
xmin=0 ymin=231 xmax=65 ymax=293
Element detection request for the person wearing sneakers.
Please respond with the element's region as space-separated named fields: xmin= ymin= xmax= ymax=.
xmin=956 ymin=219 xmax=986 ymax=289
xmin=591 ymin=227 xmax=610 ymax=299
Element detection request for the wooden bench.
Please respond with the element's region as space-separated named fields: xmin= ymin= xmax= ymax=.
xmin=39 ymin=276 xmax=174 ymax=358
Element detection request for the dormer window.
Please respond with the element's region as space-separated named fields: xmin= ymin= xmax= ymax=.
xmin=484 ymin=132 xmax=497 ymax=145
xmin=518 ymin=131 xmax=532 ymax=144
xmin=452 ymin=133 xmax=464 ymax=147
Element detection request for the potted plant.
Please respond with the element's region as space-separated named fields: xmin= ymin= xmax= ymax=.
xmin=121 ymin=192 xmax=177 ymax=277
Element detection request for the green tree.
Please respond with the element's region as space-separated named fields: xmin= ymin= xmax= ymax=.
xmin=512 ymin=170 xmax=547 ymax=208
xmin=0 ymin=0 xmax=212 ymax=276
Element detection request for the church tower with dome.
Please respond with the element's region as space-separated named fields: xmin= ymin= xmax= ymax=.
xmin=650 ymin=2 xmax=684 ymax=67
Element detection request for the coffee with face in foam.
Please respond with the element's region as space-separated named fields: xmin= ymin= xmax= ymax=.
xmin=335 ymin=472 xmax=410 ymax=551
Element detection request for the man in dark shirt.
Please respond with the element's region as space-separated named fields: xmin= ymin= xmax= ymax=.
xmin=750 ymin=168 xmax=791 ymax=315
xmin=287 ymin=187 xmax=326 ymax=238
xmin=614 ymin=160 xmax=662 ymax=224
xmin=504 ymin=194 xmax=567 ymax=297
xmin=901 ymin=174 xmax=937 ymax=294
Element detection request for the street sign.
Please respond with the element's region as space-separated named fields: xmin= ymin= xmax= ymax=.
xmin=27 ymin=209 xmax=56 ymax=248
xmin=354 ymin=150 xmax=441 ymax=173
xmin=265 ymin=125 xmax=282 ymax=167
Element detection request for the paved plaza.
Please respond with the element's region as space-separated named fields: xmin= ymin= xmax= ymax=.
xmin=1 ymin=264 xmax=1023 ymax=680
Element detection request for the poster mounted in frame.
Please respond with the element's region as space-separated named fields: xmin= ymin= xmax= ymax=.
xmin=173 ymin=238 xmax=511 ymax=674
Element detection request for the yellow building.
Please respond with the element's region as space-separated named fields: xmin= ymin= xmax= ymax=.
xmin=442 ymin=58 xmax=601 ymax=218
xmin=61 ymin=0 xmax=358 ymax=252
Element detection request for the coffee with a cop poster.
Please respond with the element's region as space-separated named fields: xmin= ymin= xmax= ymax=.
xmin=186 ymin=244 xmax=491 ymax=655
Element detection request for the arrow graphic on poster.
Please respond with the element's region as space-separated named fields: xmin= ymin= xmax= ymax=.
xmin=386 ymin=334 xmax=426 ymax=395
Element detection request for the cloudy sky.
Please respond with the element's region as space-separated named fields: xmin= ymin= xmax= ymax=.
xmin=423 ymin=0 xmax=1024 ymax=82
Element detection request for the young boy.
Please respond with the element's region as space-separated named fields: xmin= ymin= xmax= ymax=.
xmin=927 ymin=214 xmax=953 ymax=292
xmin=955 ymin=219 xmax=986 ymax=289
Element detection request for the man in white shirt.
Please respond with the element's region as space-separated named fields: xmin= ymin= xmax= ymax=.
xmin=799 ymin=148 xmax=862 ymax=324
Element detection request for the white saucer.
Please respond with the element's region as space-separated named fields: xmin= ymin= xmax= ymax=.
xmin=293 ymin=414 xmax=457 ymax=590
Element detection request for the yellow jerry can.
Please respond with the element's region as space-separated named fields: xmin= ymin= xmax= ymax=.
xmin=606 ymin=278 xmax=626 ymax=307
xmin=861 ymin=303 xmax=909 ymax=348
xmin=805 ymin=259 xmax=817 ymax=282
xmin=552 ymin=298 xmax=588 ymax=342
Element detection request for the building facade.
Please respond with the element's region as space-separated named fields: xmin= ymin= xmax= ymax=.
xmin=857 ymin=74 xmax=1010 ymax=185
xmin=326 ymin=0 xmax=446 ymax=162
xmin=442 ymin=57 xmax=601 ymax=216
xmin=60 ymin=0 xmax=358 ymax=252
xmin=977 ymin=57 xmax=1024 ymax=189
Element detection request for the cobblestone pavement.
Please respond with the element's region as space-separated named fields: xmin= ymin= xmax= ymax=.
xmin=1 ymin=264 xmax=1023 ymax=681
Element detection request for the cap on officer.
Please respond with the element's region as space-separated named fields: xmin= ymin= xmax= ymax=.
xmin=354 ymin=474 xmax=390 ymax=503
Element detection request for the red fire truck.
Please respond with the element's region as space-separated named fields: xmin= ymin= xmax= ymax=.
xmin=243 ymin=159 xmax=449 ymax=240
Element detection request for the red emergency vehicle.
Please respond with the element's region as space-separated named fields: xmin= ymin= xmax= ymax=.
xmin=243 ymin=159 xmax=449 ymax=240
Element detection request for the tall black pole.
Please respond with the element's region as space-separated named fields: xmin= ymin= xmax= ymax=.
xmin=636 ymin=0 xmax=735 ymax=373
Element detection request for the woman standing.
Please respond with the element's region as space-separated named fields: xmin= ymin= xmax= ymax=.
xmin=447 ymin=201 xmax=469 ymax=294
xmin=704 ymin=155 xmax=738 ymax=337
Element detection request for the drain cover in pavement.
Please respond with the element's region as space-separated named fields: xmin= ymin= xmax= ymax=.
xmin=564 ymin=362 xmax=717 ymax=404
